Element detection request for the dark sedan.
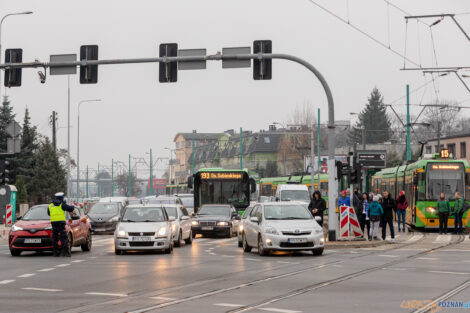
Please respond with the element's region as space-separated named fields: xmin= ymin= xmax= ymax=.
xmin=87 ymin=202 xmax=122 ymax=233
xmin=191 ymin=204 xmax=240 ymax=238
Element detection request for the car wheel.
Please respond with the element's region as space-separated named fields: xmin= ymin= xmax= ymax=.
xmin=67 ymin=233 xmax=73 ymax=255
xmin=10 ymin=249 xmax=21 ymax=256
xmin=258 ymin=235 xmax=268 ymax=256
xmin=312 ymin=248 xmax=324 ymax=256
xmin=81 ymin=231 xmax=92 ymax=251
xmin=238 ymin=235 xmax=243 ymax=248
xmin=164 ymin=244 xmax=173 ymax=254
xmin=184 ymin=231 xmax=193 ymax=245
xmin=174 ymin=230 xmax=182 ymax=247
xmin=114 ymin=248 xmax=122 ymax=255
xmin=242 ymin=234 xmax=251 ymax=252
xmin=192 ymin=232 xmax=197 ymax=239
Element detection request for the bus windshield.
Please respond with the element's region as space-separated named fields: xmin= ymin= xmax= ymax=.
xmin=199 ymin=180 xmax=249 ymax=208
xmin=427 ymin=163 xmax=464 ymax=200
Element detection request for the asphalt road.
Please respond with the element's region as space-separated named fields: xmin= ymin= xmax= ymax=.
xmin=0 ymin=232 xmax=469 ymax=313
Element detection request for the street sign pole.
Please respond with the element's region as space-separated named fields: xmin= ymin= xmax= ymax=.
xmin=149 ymin=148 xmax=153 ymax=196
xmin=111 ymin=159 xmax=114 ymax=196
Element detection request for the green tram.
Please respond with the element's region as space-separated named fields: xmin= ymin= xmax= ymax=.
xmin=372 ymin=154 xmax=470 ymax=229
xmin=188 ymin=168 xmax=256 ymax=214
xmin=165 ymin=184 xmax=189 ymax=195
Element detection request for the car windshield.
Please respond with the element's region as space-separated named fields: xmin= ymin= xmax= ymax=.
xmin=264 ymin=204 xmax=312 ymax=220
xmin=22 ymin=205 xmax=50 ymax=220
xmin=281 ymin=190 xmax=310 ymax=201
xmin=180 ymin=197 xmax=194 ymax=208
xmin=89 ymin=203 xmax=119 ymax=214
xmin=198 ymin=206 xmax=231 ymax=216
xmin=122 ymin=207 xmax=166 ymax=222
xmin=127 ymin=199 xmax=141 ymax=205
xmin=164 ymin=207 xmax=177 ymax=218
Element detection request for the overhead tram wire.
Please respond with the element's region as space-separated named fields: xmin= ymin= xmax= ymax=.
xmin=306 ymin=0 xmax=421 ymax=67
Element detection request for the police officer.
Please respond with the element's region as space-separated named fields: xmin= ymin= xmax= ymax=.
xmin=48 ymin=192 xmax=75 ymax=257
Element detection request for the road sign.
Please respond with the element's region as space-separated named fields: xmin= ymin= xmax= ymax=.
xmin=6 ymin=121 xmax=21 ymax=137
xmin=356 ymin=150 xmax=387 ymax=168
xmin=7 ymin=138 xmax=21 ymax=154
xmin=178 ymin=49 xmax=206 ymax=70
xmin=50 ymin=54 xmax=77 ymax=75
xmin=222 ymin=47 xmax=250 ymax=69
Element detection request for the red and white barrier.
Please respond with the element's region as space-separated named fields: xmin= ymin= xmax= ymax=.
xmin=5 ymin=204 xmax=12 ymax=226
xmin=339 ymin=206 xmax=363 ymax=240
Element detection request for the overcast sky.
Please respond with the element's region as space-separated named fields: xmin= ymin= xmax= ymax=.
xmin=2 ymin=0 xmax=469 ymax=177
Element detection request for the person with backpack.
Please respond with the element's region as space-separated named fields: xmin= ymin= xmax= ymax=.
xmin=452 ymin=192 xmax=464 ymax=235
xmin=437 ymin=192 xmax=450 ymax=234
xmin=367 ymin=195 xmax=383 ymax=241
xmin=396 ymin=191 xmax=408 ymax=232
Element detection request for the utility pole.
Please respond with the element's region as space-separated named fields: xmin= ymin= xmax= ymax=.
xmin=317 ymin=108 xmax=321 ymax=191
xmin=149 ymin=148 xmax=153 ymax=196
xmin=310 ymin=121 xmax=315 ymax=194
xmin=111 ymin=159 xmax=114 ymax=196
xmin=97 ymin=162 xmax=100 ymax=197
xmin=240 ymin=127 xmax=243 ymax=170
xmin=191 ymin=139 xmax=195 ymax=174
xmin=50 ymin=111 xmax=57 ymax=151
xmin=86 ymin=165 xmax=88 ymax=198
xmin=128 ymin=154 xmax=131 ymax=197
xmin=66 ymin=75 xmax=71 ymax=197
xmin=437 ymin=121 xmax=441 ymax=153
xmin=406 ymin=84 xmax=411 ymax=161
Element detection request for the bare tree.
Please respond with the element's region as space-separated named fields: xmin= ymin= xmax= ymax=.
xmin=287 ymin=101 xmax=316 ymax=127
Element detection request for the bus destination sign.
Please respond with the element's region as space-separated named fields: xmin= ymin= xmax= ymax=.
xmin=200 ymin=172 xmax=243 ymax=180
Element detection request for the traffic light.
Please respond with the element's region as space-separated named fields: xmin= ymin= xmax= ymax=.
xmin=253 ymin=40 xmax=272 ymax=80
xmin=335 ymin=160 xmax=343 ymax=179
xmin=159 ymin=43 xmax=178 ymax=83
xmin=4 ymin=49 xmax=22 ymax=87
xmin=350 ymin=166 xmax=359 ymax=184
xmin=0 ymin=159 xmax=10 ymax=185
xmin=80 ymin=45 xmax=99 ymax=84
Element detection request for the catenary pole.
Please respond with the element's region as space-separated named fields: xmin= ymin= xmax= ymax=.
xmin=406 ymin=84 xmax=411 ymax=161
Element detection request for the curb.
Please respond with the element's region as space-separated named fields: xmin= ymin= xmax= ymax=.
xmin=325 ymin=232 xmax=414 ymax=249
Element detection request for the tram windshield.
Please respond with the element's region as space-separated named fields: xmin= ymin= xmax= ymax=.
xmin=427 ymin=163 xmax=465 ymax=200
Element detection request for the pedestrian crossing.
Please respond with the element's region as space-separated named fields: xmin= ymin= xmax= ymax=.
xmin=434 ymin=235 xmax=452 ymax=244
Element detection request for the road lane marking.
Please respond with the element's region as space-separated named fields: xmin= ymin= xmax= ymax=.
xmin=22 ymin=287 xmax=63 ymax=292
xmin=277 ymin=261 xmax=298 ymax=264
xmin=38 ymin=268 xmax=55 ymax=272
xmin=332 ymin=264 xmax=344 ymax=268
xmin=429 ymin=271 xmax=470 ymax=275
xmin=378 ymin=254 xmax=399 ymax=258
xmin=383 ymin=267 xmax=414 ymax=271
xmin=463 ymin=260 xmax=470 ymax=263
xmin=17 ymin=274 xmax=35 ymax=278
xmin=435 ymin=235 xmax=452 ymax=243
xmin=209 ymin=252 xmax=216 ymax=255
xmin=87 ymin=256 xmax=97 ymax=259
xmin=214 ymin=303 xmax=244 ymax=308
xmin=259 ymin=308 xmax=302 ymax=313
xmin=0 ymin=280 xmax=15 ymax=284
xmin=244 ymin=258 xmax=261 ymax=262
xmin=86 ymin=292 xmax=128 ymax=297
xmin=416 ymin=257 xmax=438 ymax=260
xmin=149 ymin=296 xmax=176 ymax=301
xmin=221 ymin=255 xmax=235 ymax=258
xmin=55 ymin=264 xmax=71 ymax=267
xmin=406 ymin=234 xmax=423 ymax=242
xmin=72 ymin=259 xmax=85 ymax=263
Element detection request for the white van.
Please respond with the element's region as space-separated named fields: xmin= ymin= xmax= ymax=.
xmin=275 ymin=184 xmax=311 ymax=205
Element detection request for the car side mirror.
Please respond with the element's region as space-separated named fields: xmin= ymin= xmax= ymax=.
xmin=169 ymin=216 xmax=176 ymax=221
xmin=250 ymin=216 xmax=259 ymax=223
xmin=181 ymin=216 xmax=189 ymax=220
xmin=314 ymin=216 xmax=322 ymax=222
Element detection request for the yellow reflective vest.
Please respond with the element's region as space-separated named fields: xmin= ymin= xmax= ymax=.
xmin=49 ymin=203 xmax=66 ymax=222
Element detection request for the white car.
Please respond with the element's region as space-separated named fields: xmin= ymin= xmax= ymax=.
xmin=237 ymin=205 xmax=255 ymax=247
xmin=242 ymin=202 xmax=324 ymax=256
xmin=162 ymin=204 xmax=192 ymax=247
xmin=114 ymin=205 xmax=174 ymax=255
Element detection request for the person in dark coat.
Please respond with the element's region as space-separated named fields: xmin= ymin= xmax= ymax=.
xmin=380 ymin=190 xmax=396 ymax=242
xmin=308 ymin=190 xmax=327 ymax=226
xmin=358 ymin=192 xmax=370 ymax=240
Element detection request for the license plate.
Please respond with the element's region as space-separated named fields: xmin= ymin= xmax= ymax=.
xmin=94 ymin=228 xmax=105 ymax=232
xmin=24 ymin=238 xmax=41 ymax=243
xmin=201 ymin=226 xmax=213 ymax=231
xmin=288 ymin=238 xmax=307 ymax=243
xmin=132 ymin=236 xmax=151 ymax=241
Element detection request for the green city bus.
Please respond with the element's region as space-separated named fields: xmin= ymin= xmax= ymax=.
xmin=372 ymin=153 xmax=470 ymax=229
xmin=189 ymin=168 xmax=256 ymax=214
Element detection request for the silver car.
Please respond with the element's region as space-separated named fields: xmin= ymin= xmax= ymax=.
xmin=162 ymin=204 xmax=192 ymax=247
xmin=114 ymin=205 xmax=174 ymax=255
xmin=242 ymin=202 xmax=324 ymax=256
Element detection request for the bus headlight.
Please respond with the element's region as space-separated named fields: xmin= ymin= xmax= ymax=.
xmin=426 ymin=207 xmax=436 ymax=213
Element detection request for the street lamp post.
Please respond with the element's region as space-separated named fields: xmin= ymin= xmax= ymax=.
xmin=77 ymin=99 xmax=101 ymax=199
xmin=0 ymin=11 xmax=33 ymax=95
xmin=164 ymin=147 xmax=174 ymax=185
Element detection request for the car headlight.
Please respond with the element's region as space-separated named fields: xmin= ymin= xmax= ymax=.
xmin=239 ymin=224 xmax=244 ymax=232
xmin=426 ymin=207 xmax=436 ymax=213
xmin=44 ymin=226 xmax=53 ymax=230
xmin=315 ymin=228 xmax=323 ymax=234
xmin=117 ymin=230 xmax=126 ymax=237
xmin=11 ymin=225 xmax=23 ymax=232
xmin=217 ymin=221 xmax=229 ymax=226
xmin=110 ymin=216 xmax=120 ymax=222
xmin=320 ymin=237 xmax=325 ymax=244
xmin=171 ymin=223 xmax=177 ymax=233
xmin=264 ymin=227 xmax=279 ymax=235
xmin=191 ymin=220 xmax=199 ymax=226
xmin=157 ymin=227 xmax=168 ymax=237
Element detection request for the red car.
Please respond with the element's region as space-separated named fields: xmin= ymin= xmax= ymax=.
xmin=9 ymin=204 xmax=92 ymax=256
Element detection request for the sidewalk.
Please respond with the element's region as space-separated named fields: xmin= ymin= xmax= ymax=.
xmin=323 ymin=219 xmax=412 ymax=249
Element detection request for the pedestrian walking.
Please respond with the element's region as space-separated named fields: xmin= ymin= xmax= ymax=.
xmin=381 ymin=190 xmax=396 ymax=242
xmin=48 ymin=192 xmax=76 ymax=257
xmin=396 ymin=191 xmax=408 ymax=232
xmin=308 ymin=191 xmax=327 ymax=226
xmin=437 ymin=192 xmax=450 ymax=234
xmin=452 ymin=192 xmax=464 ymax=235
xmin=359 ymin=192 xmax=370 ymax=240
xmin=368 ymin=195 xmax=383 ymax=241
